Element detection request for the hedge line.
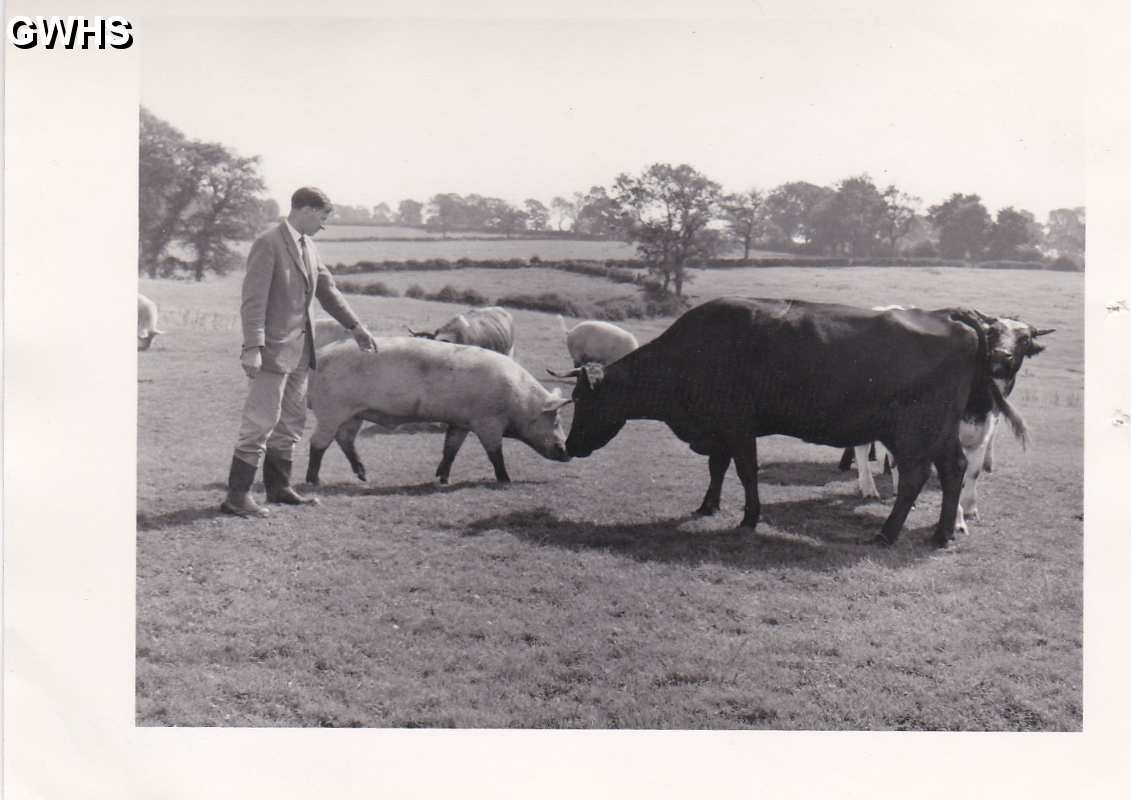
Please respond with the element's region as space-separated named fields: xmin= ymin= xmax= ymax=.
xmin=331 ymin=255 xmax=1076 ymax=277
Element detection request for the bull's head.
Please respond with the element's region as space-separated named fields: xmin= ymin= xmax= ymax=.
xmin=547 ymin=362 xmax=626 ymax=458
xmin=988 ymin=318 xmax=1054 ymax=383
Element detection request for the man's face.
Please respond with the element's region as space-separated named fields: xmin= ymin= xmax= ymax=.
xmin=294 ymin=205 xmax=332 ymax=236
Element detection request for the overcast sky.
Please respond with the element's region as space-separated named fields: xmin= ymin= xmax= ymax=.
xmin=139 ymin=11 xmax=1085 ymax=221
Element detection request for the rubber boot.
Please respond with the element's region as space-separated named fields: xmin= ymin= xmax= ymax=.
xmin=220 ymin=456 xmax=269 ymax=517
xmin=263 ymin=451 xmax=319 ymax=506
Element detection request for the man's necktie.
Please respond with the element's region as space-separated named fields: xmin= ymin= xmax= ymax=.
xmin=299 ymin=235 xmax=312 ymax=278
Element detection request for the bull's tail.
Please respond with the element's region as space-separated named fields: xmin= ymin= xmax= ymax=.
xmin=991 ymin=380 xmax=1031 ymax=449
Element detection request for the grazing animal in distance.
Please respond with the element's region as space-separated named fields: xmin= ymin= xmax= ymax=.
xmin=305 ymin=337 xmax=571 ymax=487
xmin=408 ymin=306 xmax=516 ymax=358
xmin=555 ymin=315 xmax=638 ymax=367
xmin=137 ymin=294 xmax=166 ymax=350
xmin=561 ymin=297 xmax=1030 ymax=548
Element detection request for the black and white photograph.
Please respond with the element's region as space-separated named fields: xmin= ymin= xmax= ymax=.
xmin=6 ymin=0 xmax=1131 ymax=796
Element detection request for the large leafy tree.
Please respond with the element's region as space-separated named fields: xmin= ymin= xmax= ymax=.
xmin=808 ymin=175 xmax=888 ymax=257
xmin=878 ymin=186 xmax=920 ymax=254
xmin=395 ymin=199 xmax=423 ymax=226
xmin=181 ymin=153 xmax=270 ymax=280
xmin=138 ymin=107 xmax=271 ymax=279
xmin=987 ymin=207 xmax=1040 ymax=260
xmin=573 ymin=186 xmax=624 ymax=238
xmin=927 ymin=193 xmax=992 ymax=260
xmin=613 ymin=163 xmax=722 ymax=296
xmin=550 ymin=196 xmax=577 ymax=231
xmin=524 ymin=198 xmax=550 ymax=231
xmin=719 ymin=189 xmax=767 ymax=259
xmin=1045 ymin=207 xmax=1085 ymax=264
xmin=763 ymin=181 xmax=831 ymax=248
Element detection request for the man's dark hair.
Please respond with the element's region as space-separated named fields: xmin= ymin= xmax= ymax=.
xmin=291 ymin=187 xmax=332 ymax=211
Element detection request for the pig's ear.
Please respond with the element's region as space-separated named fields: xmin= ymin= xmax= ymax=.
xmin=543 ymin=392 xmax=574 ymax=413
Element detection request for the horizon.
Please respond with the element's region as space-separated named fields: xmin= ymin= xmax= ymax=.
xmin=140 ymin=14 xmax=1085 ymax=224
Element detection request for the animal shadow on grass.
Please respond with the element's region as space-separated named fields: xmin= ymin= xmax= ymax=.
xmin=304 ymin=478 xmax=548 ymax=498
xmin=757 ymin=458 xmax=870 ymax=489
xmin=137 ymin=506 xmax=229 ymax=532
xmin=463 ymin=495 xmax=938 ymax=573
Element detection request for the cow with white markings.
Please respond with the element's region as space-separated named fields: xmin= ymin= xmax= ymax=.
xmin=849 ymin=312 xmax=1052 ymax=535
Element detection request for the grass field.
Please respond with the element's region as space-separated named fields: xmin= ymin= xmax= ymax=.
xmin=137 ymin=265 xmax=1082 ymax=729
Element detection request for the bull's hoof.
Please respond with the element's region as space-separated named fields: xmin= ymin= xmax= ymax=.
xmin=869 ymin=534 xmax=895 ymax=547
xmin=354 ymin=470 xmax=367 ymax=482
xmin=737 ymin=517 xmax=759 ymax=530
xmin=304 ymin=475 xmax=320 ymax=487
xmin=931 ymin=532 xmax=954 ymax=549
xmin=693 ymin=504 xmax=720 ymax=517
xmin=435 ymin=475 xmax=450 ymax=485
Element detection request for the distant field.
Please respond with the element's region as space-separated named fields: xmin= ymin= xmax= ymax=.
xmin=137 ymin=265 xmax=1082 ymax=729
xmin=320 ymin=224 xmax=510 ymax=240
xmin=316 ymin=237 xmax=641 ymax=264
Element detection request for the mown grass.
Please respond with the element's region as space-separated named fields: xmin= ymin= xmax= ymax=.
xmin=137 ymin=264 xmax=1082 ymax=729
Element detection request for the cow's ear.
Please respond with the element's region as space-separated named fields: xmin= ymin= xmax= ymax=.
xmin=1026 ymin=339 xmax=1046 ymax=356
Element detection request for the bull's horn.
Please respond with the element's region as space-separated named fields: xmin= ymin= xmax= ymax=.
xmin=1033 ymin=327 xmax=1056 ymax=337
xmin=546 ymin=367 xmax=582 ymax=379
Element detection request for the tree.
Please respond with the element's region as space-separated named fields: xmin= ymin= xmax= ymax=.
xmin=808 ymin=175 xmax=888 ymax=257
xmin=424 ymin=193 xmax=466 ymax=237
xmin=550 ymin=196 xmax=577 ymax=231
xmin=613 ymin=163 xmax=723 ymax=296
xmin=138 ymin=107 xmax=271 ymax=280
xmin=763 ymin=181 xmax=831 ymax=248
xmin=927 ymin=193 xmax=992 ymax=260
xmin=181 ymin=153 xmax=268 ymax=281
xmin=878 ymin=186 xmax=920 ymax=254
xmin=481 ymin=197 xmax=528 ymax=237
xmin=987 ymin=207 xmax=1040 ymax=260
xmin=1045 ymin=207 xmax=1085 ymax=265
xmin=395 ymin=199 xmax=423 ymax=226
xmin=524 ymin=198 xmax=550 ymax=231
xmin=574 ymin=186 xmax=625 ymax=238
xmin=371 ymin=202 xmax=393 ymax=224
xmin=719 ymin=189 xmax=767 ymax=259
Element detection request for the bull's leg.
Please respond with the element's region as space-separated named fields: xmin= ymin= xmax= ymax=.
xmin=868 ymin=442 xmax=877 ymax=461
xmin=730 ymin=436 xmax=760 ymax=529
xmin=958 ymin=433 xmax=991 ymax=533
xmin=334 ymin=416 xmax=367 ymax=482
xmin=932 ymin=443 xmax=968 ymax=548
xmin=435 ymin=426 xmax=471 ymax=485
xmin=838 ymin=447 xmax=855 ymax=471
xmin=855 ymin=444 xmax=880 ymax=499
xmin=876 ymin=459 xmax=930 ymax=546
xmin=695 ymin=451 xmax=731 ymax=516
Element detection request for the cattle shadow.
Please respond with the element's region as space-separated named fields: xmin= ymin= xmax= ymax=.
xmin=461 ymin=496 xmax=941 ymax=573
xmin=300 ymin=478 xmax=549 ymax=498
xmin=756 ymin=458 xmax=891 ymax=491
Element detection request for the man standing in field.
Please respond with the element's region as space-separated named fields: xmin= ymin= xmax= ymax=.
xmin=221 ymin=187 xmax=378 ymax=518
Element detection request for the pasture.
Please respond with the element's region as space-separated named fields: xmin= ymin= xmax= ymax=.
xmin=317 ymin=237 xmax=639 ymax=265
xmin=137 ymin=264 xmax=1082 ymax=729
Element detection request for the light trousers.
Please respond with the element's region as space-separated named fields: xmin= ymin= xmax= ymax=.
xmin=233 ymin=358 xmax=310 ymax=466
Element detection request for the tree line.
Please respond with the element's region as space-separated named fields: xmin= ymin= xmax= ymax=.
xmin=138 ymin=108 xmax=1085 ymax=288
